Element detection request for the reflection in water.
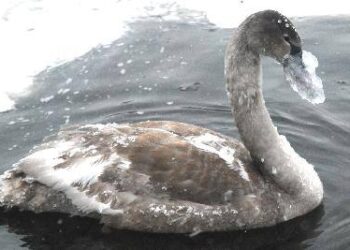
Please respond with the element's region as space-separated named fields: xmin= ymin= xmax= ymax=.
xmin=0 ymin=206 xmax=324 ymax=250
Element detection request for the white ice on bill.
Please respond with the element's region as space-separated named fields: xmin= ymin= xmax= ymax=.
xmin=284 ymin=50 xmax=325 ymax=104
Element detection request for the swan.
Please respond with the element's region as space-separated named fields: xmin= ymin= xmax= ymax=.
xmin=0 ymin=10 xmax=323 ymax=233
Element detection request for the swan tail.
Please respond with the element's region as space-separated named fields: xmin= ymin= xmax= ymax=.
xmin=0 ymin=170 xmax=27 ymax=208
xmin=0 ymin=169 xmax=82 ymax=215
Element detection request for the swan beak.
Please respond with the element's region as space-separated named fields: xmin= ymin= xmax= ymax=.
xmin=290 ymin=43 xmax=302 ymax=57
xmin=283 ymin=50 xmax=325 ymax=104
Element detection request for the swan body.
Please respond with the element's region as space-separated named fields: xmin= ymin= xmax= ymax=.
xmin=0 ymin=10 xmax=323 ymax=233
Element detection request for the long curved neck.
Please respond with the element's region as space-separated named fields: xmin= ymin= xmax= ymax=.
xmin=225 ymin=31 xmax=323 ymax=212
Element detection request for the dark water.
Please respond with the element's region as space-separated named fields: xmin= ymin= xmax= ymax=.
xmin=1 ymin=15 xmax=350 ymax=249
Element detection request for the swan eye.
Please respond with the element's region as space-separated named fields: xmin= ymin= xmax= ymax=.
xmin=283 ymin=34 xmax=290 ymax=43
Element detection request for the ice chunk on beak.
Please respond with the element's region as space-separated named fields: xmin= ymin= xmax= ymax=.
xmin=283 ymin=50 xmax=325 ymax=104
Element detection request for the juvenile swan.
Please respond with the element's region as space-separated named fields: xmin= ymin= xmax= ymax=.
xmin=0 ymin=10 xmax=323 ymax=233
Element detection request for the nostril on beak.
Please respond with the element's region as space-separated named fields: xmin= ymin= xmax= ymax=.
xmin=290 ymin=44 xmax=302 ymax=56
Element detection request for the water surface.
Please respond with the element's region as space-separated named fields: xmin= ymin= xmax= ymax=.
xmin=0 ymin=16 xmax=350 ymax=249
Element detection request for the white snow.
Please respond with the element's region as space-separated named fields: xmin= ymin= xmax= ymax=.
xmin=1 ymin=0 xmax=349 ymax=112
xmin=57 ymin=88 xmax=70 ymax=95
xmin=40 ymin=95 xmax=54 ymax=103
xmin=65 ymin=78 xmax=73 ymax=84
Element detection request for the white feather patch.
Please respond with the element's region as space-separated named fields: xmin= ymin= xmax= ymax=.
xmin=185 ymin=133 xmax=250 ymax=182
xmin=235 ymin=159 xmax=250 ymax=182
xmin=18 ymin=139 xmax=127 ymax=215
xmin=185 ymin=133 xmax=235 ymax=166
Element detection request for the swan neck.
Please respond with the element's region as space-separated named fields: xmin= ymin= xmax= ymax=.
xmin=225 ymin=33 xmax=323 ymax=210
xmin=226 ymin=39 xmax=273 ymax=162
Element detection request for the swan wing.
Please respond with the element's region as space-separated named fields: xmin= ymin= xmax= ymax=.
xmin=8 ymin=121 xmax=256 ymax=216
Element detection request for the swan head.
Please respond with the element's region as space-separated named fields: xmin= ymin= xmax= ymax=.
xmin=242 ymin=10 xmax=301 ymax=61
xmin=242 ymin=10 xmax=325 ymax=104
